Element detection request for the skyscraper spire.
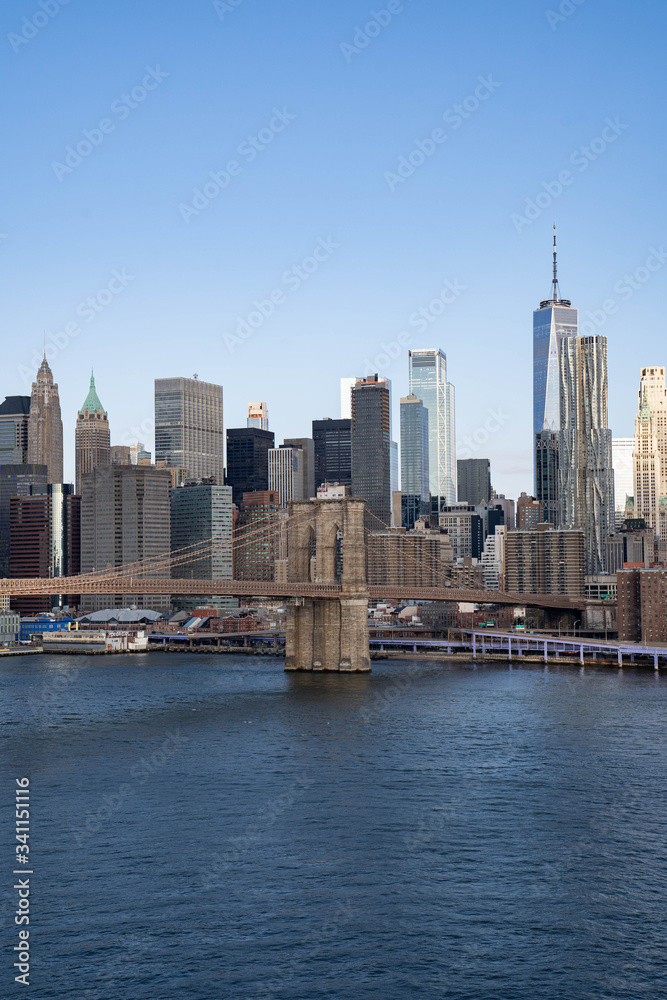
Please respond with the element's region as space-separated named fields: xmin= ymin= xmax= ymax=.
xmin=552 ymin=222 xmax=559 ymax=301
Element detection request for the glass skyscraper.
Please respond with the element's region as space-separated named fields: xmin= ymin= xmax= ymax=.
xmin=400 ymin=394 xmax=429 ymax=528
xmin=408 ymin=349 xmax=456 ymax=510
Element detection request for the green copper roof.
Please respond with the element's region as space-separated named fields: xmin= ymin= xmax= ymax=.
xmin=79 ymin=372 xmax=106 ymax=416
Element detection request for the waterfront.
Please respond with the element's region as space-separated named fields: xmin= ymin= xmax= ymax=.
xmin=2 ymin=653 xmax=667 ymax=999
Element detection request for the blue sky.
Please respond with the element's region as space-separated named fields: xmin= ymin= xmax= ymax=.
xmin=1 ymin=0 xmax=666 ymax=495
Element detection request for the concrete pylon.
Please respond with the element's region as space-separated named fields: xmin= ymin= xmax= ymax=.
xmin=285 ymin=497 xmax=370 ymax=672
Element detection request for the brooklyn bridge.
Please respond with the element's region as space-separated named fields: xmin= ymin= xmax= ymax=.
xmin=1 ymin=498 xmax=603 ymax=672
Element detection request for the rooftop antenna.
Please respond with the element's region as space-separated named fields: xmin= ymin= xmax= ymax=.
xmin=552 ymin=222 xmax=559 ymax=302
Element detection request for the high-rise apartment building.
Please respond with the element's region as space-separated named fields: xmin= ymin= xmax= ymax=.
xmin=27 ymin=356 xmax=63 ymax=484
xmin=457 ymin=458 xmax=492 ymax=505
xmin=268 ymin=446 xmax=304 ymax=507
xmin=612 ymin=437 xmax=635 ymax=526
xmin=247 ymin=402 xmax=269 ymax=430
xmin=155 ymin=377 xmax=224 ymax=483
xmin=225 ymin=428 xmax=274 ymax=504
xmin=0 ymin=465 xmax=48 ymax=577
xmin=351 ymin=375 xmax=391 ymax=525
xmin=408 ymin=348 xmax=456 ymax=510
xmin=0 ymin=397 xmax=30 ymax=466
xmin=80 ymin=465 xmax=171 ymax=613
xmin=533 ymin=228 xmax=578 ymax=525
xmin=633 ymin=366 xmax=667 ymax=540
xmin=170 ymin=482 xmax=235 ymax=614
xmin=283 ymin=437 xmax=315 ymax=499
xmin=312 ymin=419 xmax=351 ymax=489
xmin=516 ymin=492 xmax=544 ymax=529
xmin=75 ymin=373 xmax=110 ymax=495
xmin=558 ymin=334 xmax=614 ymax=574
xmin=505 ymin=525 xmax=584 ymax=597
xmin=400 ymin=394 xmax=429 ymax=529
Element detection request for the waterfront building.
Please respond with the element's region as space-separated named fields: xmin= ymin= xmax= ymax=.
xmin=457 ymin=458 xmax=492 ymax=505
xmin=0 ymin=397 xmax=30 ymax=466
xmin=516 ymin=493 xmax=544 ymax=530
xmin=9 ymin=484 xmax=79 ymax=615
xmin=533 ymin=228 xmax=578 ymax=524
xmin=408 ymin=348 xmax=456 ymax=509
xmin=283 ymin=437 xmax=315 ymax=499
xmin=0 ymin=464 xmax=48 ymax=577
xmin=75 ymin=373 xmax=110 ymax=495
xmin=633 ymin=367 xmax=667 ymax=540
xmin=154 ymin=377 xmax=224 ymax=483
xmin=400 ymin=394 xmax=429 ymax=529
xmin=27 ymin=356 xmax=63 ymax=484
xmin=558 ymin=333 xmax=614 ymax=574
xmin=351 ymin=375 xmax=391 ymax=525
xmin=312 ymin=418 xmax=351 ymax=490
xmin=268 ymin=446 xmax=304 ymax=507
xmin=225 ymin=427 xmax=275 ymax=504
xmin=247 ymin=402 xmax=269 ymax=431
xmin=617 ymin=567 xmax=667 ymax=644
xmin=80 ymin=465 xmax=171 ymax=613
xmin=612 ymin=437 xmax=635 ymax=527
xmin=170 ymin=482 xmax=235 ymax=615
xmin=504 ymin=525 xmax=584 ymax=597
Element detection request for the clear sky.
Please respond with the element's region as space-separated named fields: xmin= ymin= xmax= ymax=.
xmin=1 ymin=0 xmax=666 ymax=496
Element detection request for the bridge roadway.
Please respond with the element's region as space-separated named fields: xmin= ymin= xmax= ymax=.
xmin=0 ymin=576 xmax=602 ymax=612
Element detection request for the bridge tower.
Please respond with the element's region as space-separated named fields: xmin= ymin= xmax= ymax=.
xmin=285 ymin=497 xmax=370 ymax=672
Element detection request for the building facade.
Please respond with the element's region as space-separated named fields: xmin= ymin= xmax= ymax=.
xmin=504 ymin=526 xmax=584 ymax=597
xmin=367 ymin=527 xmax=452 ymax=588
xmin=283 ymin=438 xmax=315 ymax=500
xmin=234 ymin=490 xmax=280 ymax=581
xmin=0 ymin=464 xmax=48 ymax=578
xmin=457 ymin=458 xmax=492 ymax=505
xmin=438 ymin=504 xmax=484 ymax=562
xmin=268 ymin=446 xmax=304 ymax=507
xmin=0 ymin=397 xmax=31 ymax=466
xmin=247 ymin=402 xmax=269 ymax=431
xmin=225 ymin=427 xmax=275 ymax=504
xmin=617 ymin=567 xmax=667 ymax=644
xmin=400 ymin=394 xmax=430 ymax=529
xmin=633 ymin=366 xmax=667 ymax=540
xmin=75 ymin=374 xmax=110 ymax=495
xmin=27 ymin=356 xmax=63 ymax=484
xmin=312 ymin=418 xmax=351 ymax=490
xmin=155 ymin=377 xmax=224 ymax=483
xmin=612 ymin=436 xmax=635 ymax=527
xmin=351 ymin=375 xmax=391 ymax=525
xmin=408 ymin=348 xmax=456 ymax=509
xmin=170 ymin=482 xmax=235 ymax=614
xmin=516 ymin=493 xmax=544 ymax=529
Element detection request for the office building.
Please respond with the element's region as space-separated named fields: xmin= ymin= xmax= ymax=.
xmin=504 ymin=525 xmax=584 ymax=597
xmin=367 ymin=526 xmax=453 ymax=588
xmin=409 ymin=349 xmax=456 ymax=509
xmin=170 ymin=482 xmax=235 ymax=614
xmin=225 ymin=427 xmax=274 ymax=504
xmin=0 ymin=464 xmax=48 ymax=578
xmin=457 ymin=458 xmax=492 ymax=505
xmin=247 ymin=402 xmax=269 ymax=431
xmin=155 ymin=377 xmax=224 ymax=483
xmin=604 ymin=518 xmax=655 ymax=574
xmin=27 ymin=356 xmax=63 ymax=484
xmin=400 ymin=394 xmax=429 ymax=529
xmin=130 ymin=442 xmax=152 ymax=465
xmin=516 ymin=493 xmax=544 ymax=530
xmin=10 ymin=495 xmax=51 ymax=615
xmin=234 ymin=491 xmax=280 ymax=581
xmin=612 ymin=437 xmax=635 ymax=527
xmin=80 ymin=465 xmax=171 ymax=613
xmin=312 ymin=418 xmax=351 ymax=489
xmin=481 ymin=525 xmax=505 ymax=591
xmin=351 ymin=375 xmax=392 ymax=524
xmin=0 ymin=397 xmax=30 ymax=466
xmin=340 ymin=378 xmax=356 ymax=420
xmin=558 ymin=334 xmax=614 ymax=574
xmin=110 ymin=445 xmax=131 ymax=465
xmin=438 ymin=504 xmax=484 ymax=562
xmin=284 ymin=438 xmax=315 ymax=499
xmin=633 ymin=367 xmax=667 ymax=540
xmin=533 ymin=228 xmax=578 ymax=524
xmin=75 ymin=373 xmax=110 ymax=495
xmin=492 ymin=494 xmax=516 ymax=531
xmin=268 ymin=446 xmax=303 ymax=507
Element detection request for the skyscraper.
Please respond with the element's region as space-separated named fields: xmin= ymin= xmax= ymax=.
xmin=408 ymin=348 xmax=456 ymax=510
xmin=75 ymin=373 xmax=110 ymax=496
xmin=283 ymin=437 xmax=315 ymax=499
xmin=225 ymin=428 xmax=274 ymax=504
xmin=633 ymin=367 xmax=667 ymax=540
xmin=0 ymin=465 xmax=48 ymax=577
xmin=247 ymin=402 xmax=269 ymax=430
xmin=558 ymin=334 xmax=614 ymax=574
xmin=612 ymin=437 xmax=635 ymax=526
xmin=170 ymin=482 xmax=235 ymax=614
xmin=268 ymin=446 xmax=304 ymax=507
xmin=340 ymin=378 xmax=356 ymax=420
xmin=533 ymin=227 xmax=579 ymax=525
xmin=154 ymin=377 xmax=224 ymax=483
xmin=312 ymin=418 xmax=352 ymax=489
xmin=457 ymin=458 xmax=492 ymax=505
xmin=400 ymin=394 xmax=429 ymax=529
xmin=0 ymin=397 xmax=30 ymax=466
xmin=27 ymin=355 xmax=63 ymax=484
xmin=351 ymin=375 xmax=391 ymax=524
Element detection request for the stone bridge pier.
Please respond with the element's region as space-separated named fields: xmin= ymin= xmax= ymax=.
xmin=285 ymin=497 xmax=370 ymax=672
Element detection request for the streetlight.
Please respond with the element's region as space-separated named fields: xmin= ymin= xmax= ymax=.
xmin=573 ymin=619 xmax=581 ymax=637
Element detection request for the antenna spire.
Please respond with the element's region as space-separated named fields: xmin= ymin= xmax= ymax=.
xmin=552 ymin=222 xmax=559 ymax=301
